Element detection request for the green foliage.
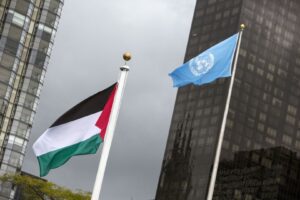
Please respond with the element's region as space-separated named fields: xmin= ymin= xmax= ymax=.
xmin=0 ymin=174 xmax=91 ymax=200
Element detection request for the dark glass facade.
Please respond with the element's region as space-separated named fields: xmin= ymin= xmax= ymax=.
xmin=156 ymin=0 xmax=300 ymax=199
xmin=215 ymin=147 xmax=300 ymax=200
xmin=0 ymin=0 xmax=63 ymax=199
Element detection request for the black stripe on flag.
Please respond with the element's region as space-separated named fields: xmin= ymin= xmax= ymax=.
xmin=50 ymin=83 xmax=117 ymax=128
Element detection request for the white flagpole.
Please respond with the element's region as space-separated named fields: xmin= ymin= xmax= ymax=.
xmin=91 ymin=53 xmax=131 ymax=200
xmin=206 ymin=24 xmax=245 ymax=200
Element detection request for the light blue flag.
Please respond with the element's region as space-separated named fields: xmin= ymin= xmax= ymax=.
xmin=169 ymin=33 xmax=239 ymax=87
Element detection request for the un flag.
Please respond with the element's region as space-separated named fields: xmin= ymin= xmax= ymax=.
xmin=169 ymin=33 xmax=239 ymax=87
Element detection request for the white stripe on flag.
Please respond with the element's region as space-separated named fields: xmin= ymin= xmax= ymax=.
xmin=33 ymin=111 xmax=102 ymax=156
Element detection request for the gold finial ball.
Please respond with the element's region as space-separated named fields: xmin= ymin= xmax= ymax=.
xmin=240 ymin=24 xmax=246 ymax=30
xmin=123 ymin=52 xmax=131 ymax=61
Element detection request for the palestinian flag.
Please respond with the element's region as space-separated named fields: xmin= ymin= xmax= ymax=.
xmin=33 ymin=83 xmax=117 ymax=177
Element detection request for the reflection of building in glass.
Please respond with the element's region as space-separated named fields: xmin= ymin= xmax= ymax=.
xmin=0 ymin=0 xmax=63 ymax=199
xmin=156 ymin=0 xmax=300 ymax=199
xmin=157 ymin=115 xmax=193 ymax=200
xmin=215 ymin=147 xmax=300 ymax=200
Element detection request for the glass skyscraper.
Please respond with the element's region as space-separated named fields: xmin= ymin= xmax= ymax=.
xmin=0 ymin=0 xmax=63 ymax=199
xmin=156 ymin=0 xmax=300 ymax=199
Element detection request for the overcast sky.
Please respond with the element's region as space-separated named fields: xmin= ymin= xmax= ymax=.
xmin=22 ymin=0 xmax=196 ymax=199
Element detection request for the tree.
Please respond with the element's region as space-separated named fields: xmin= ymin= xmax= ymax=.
xmin=0 ymin=173 xmax=91 ymax=200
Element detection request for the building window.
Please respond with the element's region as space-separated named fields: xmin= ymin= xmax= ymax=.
xmin=234 ymin=190 xmax=242 ymax=199
xmin=198 ymin=138 xmax=204 ymax=147
xmin=247 ymin=63 xmax=254 ymax=71
xmin=287 ymin=105 xmax=297 ymax=116
xmin=256 ymin=68 xmax=264 ymax=76
xmin=261 ymin=157 xmax=272 ymax=168
xmin=266 ymin=73 xmax=274 ymax=82
xmin=267 ymin=127 xmax=277 ymax=137
xmin=232 ymin=144 xmax=239 ymax=152
xmin=208 ymin=0 xmax=217 ymax=5
xmin=257 ymin=123 xmax=264 ymax=132
xmin=282 ymin=134 xmax=292 ymax=145
xmin=222 ymin=140 xmax=229 ymax=149
xmin=265 ymin=137 xmax=275 ymax=145
xmin=295 ymin=140 xmax=300 ymax=149
xmin=286 ymin=115 xmax=296 ymax=125
xmin=226 ymin=119 xmax=234 ymax=128
xmin=207 ymin=137 xmax=214 ymax=145
xmin=212 ymin=106 xmax=220 ymax=114
xmin=259 ymin=113 xmax=266 ymax=122
xmin=251 ymin=153 xmax=259 ymax=163
xmin=272 ymin=97 xmax=282 ymax=107
xmin=9 ymin=10 xmax=26 ymax=27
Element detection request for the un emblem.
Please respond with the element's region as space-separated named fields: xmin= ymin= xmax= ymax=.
xmin=189 ymin=53 xmax=214 ymax=76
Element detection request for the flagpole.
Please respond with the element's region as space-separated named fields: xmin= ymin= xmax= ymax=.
xmin=206 ymin=24 xmax=245 ymax=200
xmin=91 ymin=53 xmax=131 ymax=200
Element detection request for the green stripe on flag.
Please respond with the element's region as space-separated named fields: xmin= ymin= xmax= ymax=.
xmin=37 ymin=134 xmax=102 ymax=177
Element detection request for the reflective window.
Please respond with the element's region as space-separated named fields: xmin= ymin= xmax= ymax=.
xmin=8 ymin=10 xmax=26 ymax=27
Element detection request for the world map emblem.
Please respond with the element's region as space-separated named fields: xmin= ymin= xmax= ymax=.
xmin=189 ymin=53 xmax=215 ymax=76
